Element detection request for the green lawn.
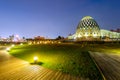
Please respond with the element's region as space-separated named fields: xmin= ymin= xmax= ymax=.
xmin=9 ymin=43 xmax=103 ymax=80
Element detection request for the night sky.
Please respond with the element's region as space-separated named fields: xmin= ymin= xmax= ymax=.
xmin=0 ymin=0 xmax=120 ymax=38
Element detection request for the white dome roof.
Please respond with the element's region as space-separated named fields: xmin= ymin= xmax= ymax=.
xmin=77 ymin=16 xmax=99 ymax=29
xmin=81 ymin=16 xmax=93 ymax=20
xmin=75 ymin=16 xmax=100 ymax=38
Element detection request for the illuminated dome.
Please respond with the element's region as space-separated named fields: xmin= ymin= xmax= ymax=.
xmin=81 ymin=16 xmax=93 ymax=20
xmin=75 ymin=16 xmax=100 ymax=40
xmin=68 ymin=16 xmax=120 ymax=41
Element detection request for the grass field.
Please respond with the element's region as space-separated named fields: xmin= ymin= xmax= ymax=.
xmin=9 ymin=43 xmax=103 ymax=80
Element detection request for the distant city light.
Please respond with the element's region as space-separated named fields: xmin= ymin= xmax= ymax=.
xmin=11 ymin=44 xmax=15 ymax=47
xmin=28 ymin=43 xmax=32 ymax=45
xmin=58 ymin=41 xmax=61 ymax=43
xmin=20 ymin=43 xmax=23 ymax=45
xmin=44 ymin=42 xmax=47 ymax=44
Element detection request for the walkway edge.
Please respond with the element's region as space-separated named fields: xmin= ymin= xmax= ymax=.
xmin=88 ymin=51 xmax=106 ymax=80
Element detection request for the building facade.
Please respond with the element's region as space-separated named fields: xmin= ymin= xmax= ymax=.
xmin=68 ymin=16 xmax=120 ymax=41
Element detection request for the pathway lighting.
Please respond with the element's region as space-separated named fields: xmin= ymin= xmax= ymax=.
xmin=6 ymin=48 xmax=10 ymax=51
xmin=20 ymin=43 xmax=23 ymax=45
xmin=34 ymin=56 xmax=38 ymax=64
xmin=58 ymin=41 xmax=61 ymax=43
xmin=11 ymin=44 xmax=15 ymax=47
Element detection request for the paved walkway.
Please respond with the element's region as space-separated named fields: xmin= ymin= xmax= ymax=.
xmin=0 ymin=46 xmax=85 ymax=80
xmin=90 ymin=51 xmax=120 ymax=80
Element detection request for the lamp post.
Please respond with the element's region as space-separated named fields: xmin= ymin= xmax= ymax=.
xmin=34 ymin=56 xmax=38 ymax=64
xmin=6 ymin=48 xmax=10 ymax=51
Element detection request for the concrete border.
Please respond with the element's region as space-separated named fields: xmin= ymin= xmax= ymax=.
xmin=88 ymin=51 xmax=106 ymax=80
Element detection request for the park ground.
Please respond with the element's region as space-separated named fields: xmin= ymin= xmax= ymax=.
xmin=0 ymin=42 xmax=120 ymax=80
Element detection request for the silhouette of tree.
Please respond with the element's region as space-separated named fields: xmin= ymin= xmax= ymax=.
xmin=56 ymin=36 xmax=64 ymax=40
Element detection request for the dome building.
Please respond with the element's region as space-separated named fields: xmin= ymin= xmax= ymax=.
xmin=68 ymin=16 xmax=101 ymax=40
xmin=68 ymin=16 xmax=120 ymax=41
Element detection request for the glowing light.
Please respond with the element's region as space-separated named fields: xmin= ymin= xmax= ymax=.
xmin=11 ymin=44 xmax=15 ymax=47
xmin=37 ymin=42 xmax=39 ymax=44
xmin=78 ymin=34 xmax=81 ymax=37
xmin=20 ymin=43 xmax=23 ymax=45
xmin=85 ymin=33 xmax=88 ymax=37
xmin=6 ymin=48 xmax=10 ymax=51
xmin=44 ymin=42 xmax=47 ymax=44
xmin=15 ymin=34 xmax=19 ymax=38
xmin=28 ymin=43 xmax=32 ymax=45
xmin=93 ymin=34 xmax=97 ymax=37
xmin=34 ymin=56 xmax=38 ymax=63
xmin=58 ymin=41 xmax=61 ymax=43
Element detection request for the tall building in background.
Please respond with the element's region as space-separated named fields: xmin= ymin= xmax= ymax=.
xmin=68 ymin=16 xmax=120 ymax=41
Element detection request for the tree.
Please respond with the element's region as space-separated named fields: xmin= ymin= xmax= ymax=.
xmin=56 ymin=36 xmax=64 ymax=40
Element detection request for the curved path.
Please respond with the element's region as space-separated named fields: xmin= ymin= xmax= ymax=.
xmin=90 ymin=51 xmax=120 ymax=80
xmin=0 ymin=46 xmax=86 ymax=80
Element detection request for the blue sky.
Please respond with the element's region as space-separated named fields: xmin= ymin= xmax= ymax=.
xmin=0 ymin=0 xmax=120 ymax=38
